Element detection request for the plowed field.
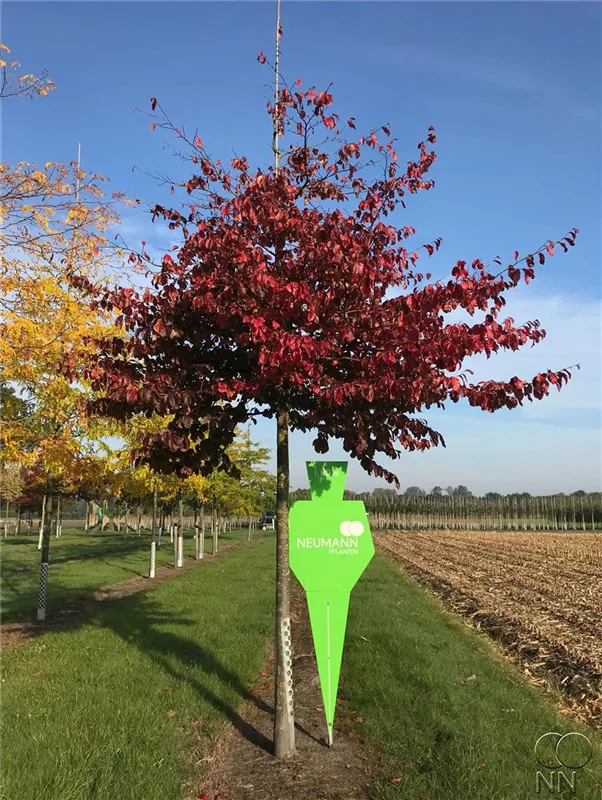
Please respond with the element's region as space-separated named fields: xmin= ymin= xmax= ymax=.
xmin=377 ymin=529 xmax=602 ymax=727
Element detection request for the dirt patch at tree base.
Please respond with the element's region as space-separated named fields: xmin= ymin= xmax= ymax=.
xmin=194 ymin=579 xmax=378 ymax=800
xmin=1 ymin=538 xmax=258 ymax=652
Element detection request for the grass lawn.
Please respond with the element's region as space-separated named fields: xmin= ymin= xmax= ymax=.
xmin=341 ymin=553 xmax=602 ymax=800
xmin=4 ymin=540 xmax=601 ymax=800
xmin=1 ymin=523 xmax=254 ymax=622
xmin=1 ymin=536 xmax=276 ymax=800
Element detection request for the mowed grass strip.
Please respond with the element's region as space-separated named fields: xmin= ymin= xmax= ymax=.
xmin=342 ymin=554 xmax=602 ymax=800
xmin=1 ymin=537 xmax=275 ymax=800
xmin=1 ymin=525 xmax=253 ymax=621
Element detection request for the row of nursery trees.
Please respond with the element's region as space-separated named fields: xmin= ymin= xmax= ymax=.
xmin=299 ymin=487 xmax=602 ymax=531
xmin=0 ymin=426 xmax=276 ymax=541
xmin=0 ymin=14 xmax=586 ymax=758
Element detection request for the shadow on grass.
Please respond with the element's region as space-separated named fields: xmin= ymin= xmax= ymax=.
xmin=99 ymin=593 xmax=276 ymax=754
xmin=0 ymin=535 xmax=39 ymax=547
xmin=4 ymin=534 xmax=312 ymax=757
xmin=1 ymin=533 xmax=152 ymax=574
xmin=0 ymin=574 xmax=117 ymax=622
xmin=1 ymin=532 xmax=261 ymax=624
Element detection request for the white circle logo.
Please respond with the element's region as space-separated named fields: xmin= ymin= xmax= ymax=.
xmin=534 ymin=732 xmax=593 ymax=770
xmin=339 ymin=520 xmax=364 ymax=537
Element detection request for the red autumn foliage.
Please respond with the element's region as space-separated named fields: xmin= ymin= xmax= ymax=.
xmin=70 ymin=73 xmax=579 ymax=485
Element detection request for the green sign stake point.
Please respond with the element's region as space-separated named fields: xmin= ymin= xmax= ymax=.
xmin=289 ymin=461 xmax=374 ymax=746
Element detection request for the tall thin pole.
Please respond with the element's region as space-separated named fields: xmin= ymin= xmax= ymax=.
xmin=272 ymin=0 xmax=281 ymax=171
xmin=149 ymin=480 xmax=158 ymax=578
xmin=71 ymin=143 xmax=81 ymax=258
xmin=272 ymin=0 xmax=296 ymax=761
xmin=75 ymin=143 xmax=81 ymax=200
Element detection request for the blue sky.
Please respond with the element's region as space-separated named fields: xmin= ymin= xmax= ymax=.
xmin=3 ymin=1 xmax=601 ymax=494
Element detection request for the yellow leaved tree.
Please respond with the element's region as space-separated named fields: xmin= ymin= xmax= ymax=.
xmin=0 ymin=43 xmax=137 ymax=621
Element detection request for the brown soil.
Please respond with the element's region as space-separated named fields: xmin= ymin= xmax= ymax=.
xmin=194 ymin=579 xmax=378 ymax=800
xmin=0 ymin=539 xmax=256 ymax=652
xmin=377 ymin=530 xmax=602 ymax=730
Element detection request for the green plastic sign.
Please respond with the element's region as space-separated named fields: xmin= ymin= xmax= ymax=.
xmin=289 ymin=461 xmax=374 ymax=745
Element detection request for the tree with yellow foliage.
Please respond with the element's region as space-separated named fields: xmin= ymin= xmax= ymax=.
xmin=0 ymin=43 xmax=137 ymax=462
xmin=0 ymin=43 xmax=54 ymax=99
xmin=0 ymin=43 xmax=136 ymax=621
xmin=0 ymin=462 xmax=23 ymax=536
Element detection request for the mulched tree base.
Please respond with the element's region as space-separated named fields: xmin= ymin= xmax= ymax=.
xmin=195 ymin=579 xmax=378 ymax=800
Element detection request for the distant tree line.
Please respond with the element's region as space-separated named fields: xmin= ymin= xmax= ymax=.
xmin=289 ymin=486 xmax=602 ymax=531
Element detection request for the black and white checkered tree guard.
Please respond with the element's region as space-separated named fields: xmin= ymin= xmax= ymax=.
xmin=37 ymin=562 xmax=49 ymax=621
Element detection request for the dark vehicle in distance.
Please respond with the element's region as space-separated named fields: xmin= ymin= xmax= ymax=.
xmin=260 ymin=512 xmax=276 ymax=530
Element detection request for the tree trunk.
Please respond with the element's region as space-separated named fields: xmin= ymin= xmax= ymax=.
xmin=56 ymin=496 xmax=62 ymax=537
xmin=37 ymin=494 xmax=54 ymax=621
xmin=150 ymin=482 xmax=158 ymax=578
xmin=212 ymin=504 xmax=218 ymax=554
xmin=199 ymin=505 xmax=205 ymax=559
xmin=194 ymin=506 xmax=200 ymax=560
xmin=4 ymin=500 xmax=9 ymax=538
xmin=137 ymin=504 xmax=142 ymax=536
xmin=37 ymin=494 xmax=47 ymax=550
xmin=274 ymin=408 xmax=295 ymax=758
xmin=16 ymin=505 xmax=21 ymax=535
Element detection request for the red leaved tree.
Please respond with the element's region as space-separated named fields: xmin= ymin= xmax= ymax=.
xmin=69 ymin=46 xmax=579 ymax=758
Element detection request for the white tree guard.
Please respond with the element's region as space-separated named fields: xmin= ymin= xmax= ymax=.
xmin=149 ymin=541 xmax=156 ymax=578
xmin=37 ymin=562 xmax=49 ymax=621
xmin=279 ymin=615 xmax=295 ymax=746
xmin=194 ymin=525 xmax=199 ymax=559
xmin=177 ymin=534 xmax=183 ymax=568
